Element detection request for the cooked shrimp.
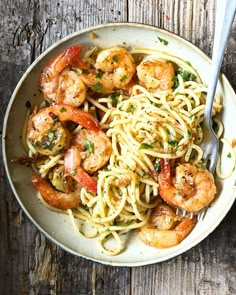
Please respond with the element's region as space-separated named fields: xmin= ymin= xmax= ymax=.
xmin=64 ymin=129 xmax=112 ymax=193
xmin=157 ymin=159 xmax=216 ymax=212
xmin=48 ymin=164 xmax=74 ymax=193
xmin=64 ymin=145 xmax=97 ymax=194
xmin=31 ymin=174 xmax=80 ymax=209
xmin=56 ymin=68 xmax=87 ymax=106
xmin=71 ymin=129 xmax=112 ymax=173
xmin=137 ymin=57 xmax=175 ymax=91
xmin=27 ymin=104 xmax=100 ymax=156
xmin=79 ymin=46 xmax=136 ymax=93
xmin=137 ymin=203 xmax=197 ymax=248
xmin=40 ymin=45 xmax=87 ymax=106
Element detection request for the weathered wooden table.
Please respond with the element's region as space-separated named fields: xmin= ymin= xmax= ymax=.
xmin=1 ymin=0 xmax=236 ymax=294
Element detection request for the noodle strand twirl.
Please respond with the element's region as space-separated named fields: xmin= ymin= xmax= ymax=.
xmin=18 ymin=44 xmax=235 ymax=255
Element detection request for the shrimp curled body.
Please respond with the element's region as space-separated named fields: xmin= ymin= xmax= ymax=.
xmin=137 ymin=57 xmax=175 ymax=91
xmin=137 ymin=203 xmax=197 ymax=248
xmin=27 ymin=104 xmax=100 ymax=156
xmin=64 ymin=129 xmax=112 ymax=193
xmin=71 ymin=129 xmax=112 ymax=174
xmin=40 ymin=45 xmax=87 ymax=106
xmin=80 ymin=46 xmax=136 ymax=93
xmin=158 ymin=159 xmax=216 ymax=212
xmin=31 ymin=174 xmax=80 ymax=209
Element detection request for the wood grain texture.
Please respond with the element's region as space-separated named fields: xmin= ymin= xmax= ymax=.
xmin=0 ymin=0 xmax=235 ymax=294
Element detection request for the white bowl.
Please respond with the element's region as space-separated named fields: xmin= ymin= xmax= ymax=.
xmin=3 ymin=23 xmax=236 ymax=266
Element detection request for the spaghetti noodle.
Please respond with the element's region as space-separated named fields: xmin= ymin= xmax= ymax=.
xmin=21 ymin=45 xmax=235 ymax=255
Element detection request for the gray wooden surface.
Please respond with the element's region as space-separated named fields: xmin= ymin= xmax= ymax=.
xmin=1 ymin=0 xmax=236 ymax=294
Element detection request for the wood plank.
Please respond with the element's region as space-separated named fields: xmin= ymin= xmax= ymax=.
xmin=0 ymin=0 xmax=130 ymax=294
xmin=129 ymin=1 xmax=236 ymax=294
xmin=128 ymin=0 xmax=216 ymax=54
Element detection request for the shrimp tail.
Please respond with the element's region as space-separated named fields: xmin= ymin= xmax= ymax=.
xmin=175 ymin=216 xmax=197 ymax=241
xmin=31 ymin=174 xmax=80 ymax=209
xmin=44 ymin=45 xmax=83 ymax=75
xmin=72 ymin=166 xmax=97 ymax=194
xmin=160 ymin=158 xmax=172 ymax=183
xmin=64 ymin=146 xmax=97 ymax=194
xmin=54 ymin=104 xmax=101 ymax=132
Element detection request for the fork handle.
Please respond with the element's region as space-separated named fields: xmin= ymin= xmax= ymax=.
xmin=204 ymin=0 xmax=236 ymax=123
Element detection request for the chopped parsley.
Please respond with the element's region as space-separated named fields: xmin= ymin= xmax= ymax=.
xmin=109 ymin=93 xmax=118 ymax=107
xmin=175 ymin=92 xmax=182 ymax=97
xmin=92 ymin=82 xmax=102 ymax=91
xmin=59 ymin=107 xmax=66 ymax=113
xmin=82 ymin=69 xmax=90 ymax=75
xmin=139 ymin=143 xmax=154 ymax=150
xmin=120 ymin=75 xmax=127 ymax=82
xmin=83 ymin=204 xmax=89 ymax=211
xmin=113 ymin=55 xmax=119 ymax=63
xmin=79 ymin=230 xmax=85 ymax=236
xmin=71 ymin=68 xmax=81 ymax=73
xmin=129 ymin=105 xmax=136 ymax=114
xmin=185 ymin=61 xmax=192 ymax=66
xmin=180 ymin=70 xmax=197 ymax=81
xmin=44 ymin=100 xmax=50 ymax=107
xmin=96 ymin=72 xmax=103 ymax=79
xmin=154 ymin=158 xmax=161 ymax=173
xmin=71 ymin=170 xmax=77 ymax=176
xmin=187 ymin=130 xmax=192 ymax=137
xmin=158 ymin=36 xmax=168 ymax=45
xmin=85 ymin=140 xmax=94 ymax=153
xmin=168 ymin=139 xmax=176 ymax=147
xmin=173 ymin=69 xmax=197 ymax=88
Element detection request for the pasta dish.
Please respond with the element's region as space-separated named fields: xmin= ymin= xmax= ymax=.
xmin=20 ymin=43 xmax=235 ymax=255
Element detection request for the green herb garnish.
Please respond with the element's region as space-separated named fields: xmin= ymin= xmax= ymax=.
xmin=173 ymin=69 xmax=197 ymax=88
xmin=154 ymin=158 xmax=161 ymax=173
xmin=109 ymin=93 xmax=118 ymax=107
xmin=85 ymin=140 xmax=94 ymax=153
xmin=92 ymin=82 xmax=102 ymax=91
xmin=129 ymin=105 xmax=135 ymax=114
xmin=96 ymin=72 xmax=103 ymax=79
xmin=139 ymin=143 xmax=154 ymax=150
xmin=82 ymin=69 xmax=90 ymax=75
xmin=113 ymin=55 xmax=119 ymax=63
xmin=83 ymin=204 xmax=89 ymax=211
xmin=60 ymin=107 xmax=66 ymax=113
xmin=71 ymin=170 xmax=77 ymax=176
xmin=71 ymin=68 xmax=81 ymax=73
xmin=158 ymin=37 xmax=168 ymax=45
xmin=120 ymin=75 xmax=127 ymax=82
xmin=45 ymin=100 xmax=50 ymax=107
xmin=187 ymin=130 xmax=192 ymax=137
xmin=168 ymin=140 xmax=176 ymax=146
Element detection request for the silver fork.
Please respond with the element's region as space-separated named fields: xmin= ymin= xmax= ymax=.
xmin=179 ymin=0 xmax=236 ymax=221
xmin=198 ymin=0 xmax=236 ymax=220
